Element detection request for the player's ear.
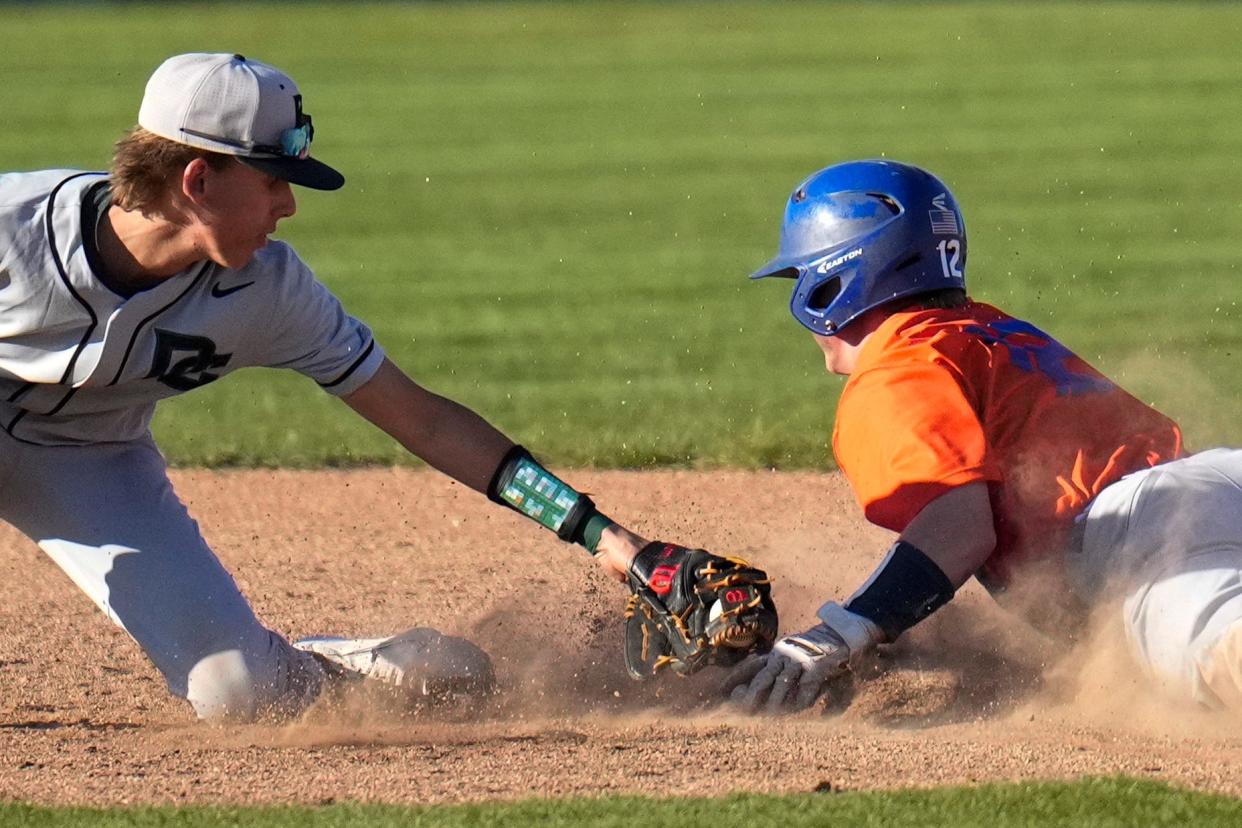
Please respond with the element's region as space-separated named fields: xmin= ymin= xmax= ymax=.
xmin=180 ymin=157 xmax=213 ymax=205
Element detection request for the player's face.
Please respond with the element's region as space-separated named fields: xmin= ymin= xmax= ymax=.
xmin=193 ymin=161 xmax=297 ymax=269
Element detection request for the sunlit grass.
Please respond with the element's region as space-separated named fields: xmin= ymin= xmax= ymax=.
xmin=4 ymin=2 xmax=1241 ymax=466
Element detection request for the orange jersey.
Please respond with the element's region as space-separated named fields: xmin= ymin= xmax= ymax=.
xmin=833 ymin=302 xmax=1183 ymax=590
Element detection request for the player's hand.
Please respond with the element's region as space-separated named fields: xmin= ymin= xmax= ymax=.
xmin=592 ymin=524 xmax=648 ymax=583
xmin=722 ymin=623 xmax=852 ymax=714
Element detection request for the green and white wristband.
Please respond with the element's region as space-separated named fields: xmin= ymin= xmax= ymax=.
xmin=487 ymin=445 xmax=612 ymax=553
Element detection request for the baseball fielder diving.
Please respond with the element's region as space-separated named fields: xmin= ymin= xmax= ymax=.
xmin=0 ymin=53 xmax=776 ymax=721
xmin=725 ymin=159 xmax=1242 ymax=712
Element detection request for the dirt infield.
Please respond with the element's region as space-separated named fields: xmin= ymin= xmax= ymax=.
xmin=2 ymin=469 xmax=1241 ymax=806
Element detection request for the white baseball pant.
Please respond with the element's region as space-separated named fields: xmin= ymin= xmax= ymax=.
xmin=0 ymin=429 xmax=324 ymax=720
xmin=1072 ymin=447 xmax=1242 ymax=709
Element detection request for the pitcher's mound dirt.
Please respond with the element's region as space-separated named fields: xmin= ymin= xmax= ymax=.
xmin=2 ymin=469 xmax=1241 ymax=805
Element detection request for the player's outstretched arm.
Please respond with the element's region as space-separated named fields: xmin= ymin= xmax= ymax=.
xmin=343 ymin=358 xmax=646 ymax=576
xmin=344 ymin=358 xmax=515 ymax=492
xmin=345 ymin=358 xmax=779 ymax=671
xmin=725 ymin=482 xmax=996 ymax=713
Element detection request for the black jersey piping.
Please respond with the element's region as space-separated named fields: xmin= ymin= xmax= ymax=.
xmin=8 ymin=175 xmax=211 ymax=435
xmin=5 ymin=382 xmax=34 ymax=404
xmin=22 ymin=255 xmax=208 ymax=419
xmin=46 ymin=173 xmax=102 ymax=386
xmin=3 ymin=384 xmax=36 ymax=437
xmin=4 ymin=408 xmax=29 ymax=437
xmin=317 ymin=340 xmax=376 ymax=389
xmin=6 ymin=174 xmax=101 ymax=440
xmin=106 ymin=261 xmax=214 ymax=386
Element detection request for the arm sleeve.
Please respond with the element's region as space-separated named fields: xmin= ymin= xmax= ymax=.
xmin=833 ymin=357 xmax=1000 ymax=532
xmin=257 ymin=250 xmax=386 ymax=397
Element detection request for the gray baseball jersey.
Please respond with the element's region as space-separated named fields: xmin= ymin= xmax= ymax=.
xmin=0 ymin=168 xmax=390 ymax=719
xmin=0 ymin=169 xmax=386 ymax=445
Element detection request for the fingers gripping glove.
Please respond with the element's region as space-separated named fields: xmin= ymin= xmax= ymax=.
xmin=623 ymin=542 xmax=778 ymax=680
xmin=725 ymin=602 xmax=883 ymax=713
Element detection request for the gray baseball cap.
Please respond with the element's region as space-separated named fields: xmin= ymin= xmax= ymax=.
xmin=138 ymin=52 xmax=344 ymax=191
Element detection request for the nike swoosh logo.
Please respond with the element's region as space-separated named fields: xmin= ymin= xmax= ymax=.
xmin=211 ymin=281 xmax=255 ymax=298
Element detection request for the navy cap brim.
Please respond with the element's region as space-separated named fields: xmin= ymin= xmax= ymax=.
xmin=239 ymin=155 xmax=345 ymax=191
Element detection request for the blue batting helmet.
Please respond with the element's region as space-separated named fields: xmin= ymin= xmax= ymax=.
xmin=750 ymin=160 xmax=966 ymax=336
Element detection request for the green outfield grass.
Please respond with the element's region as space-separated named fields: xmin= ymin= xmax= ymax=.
xmin=3 ymin=1 xmax=1241 ymax=467
xmin=2 ymin=779 xmax=1241 ymax=826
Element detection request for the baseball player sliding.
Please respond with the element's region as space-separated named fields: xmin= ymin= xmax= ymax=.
xmin=0 ymin=53 xmax=775 ymax=721
xmin=725 ymin=160 xmax=1242 ymax=712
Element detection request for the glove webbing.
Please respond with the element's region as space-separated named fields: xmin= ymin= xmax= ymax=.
xmin=702 ymin=572 xmax=771 ymax=590
xmin=710 ymin=595 xmax=767 ymax=639
xmin=699 ymin=563 xmax=771 ymax=639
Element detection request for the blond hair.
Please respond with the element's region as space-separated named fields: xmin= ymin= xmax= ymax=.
xmin=109 ymin=126 xmax=231 ymax=212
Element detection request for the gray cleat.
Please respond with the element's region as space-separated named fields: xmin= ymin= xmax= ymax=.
xmin=294 ymin=627 xmax=496 ymax=704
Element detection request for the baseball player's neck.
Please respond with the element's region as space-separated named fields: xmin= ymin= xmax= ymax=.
xmin=100 ymin=204 xmax=204 ymax=291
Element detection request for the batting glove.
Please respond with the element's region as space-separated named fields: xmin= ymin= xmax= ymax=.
xmin=723 ymin=602 xmax=882 ymax=714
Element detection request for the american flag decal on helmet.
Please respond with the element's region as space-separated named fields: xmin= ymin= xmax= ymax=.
xmin=928 ymin=193 xmax=960 ymax=235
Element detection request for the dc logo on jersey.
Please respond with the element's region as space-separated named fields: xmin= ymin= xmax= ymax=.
xmin=146 ymin=329 xmax=232 ymax=391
